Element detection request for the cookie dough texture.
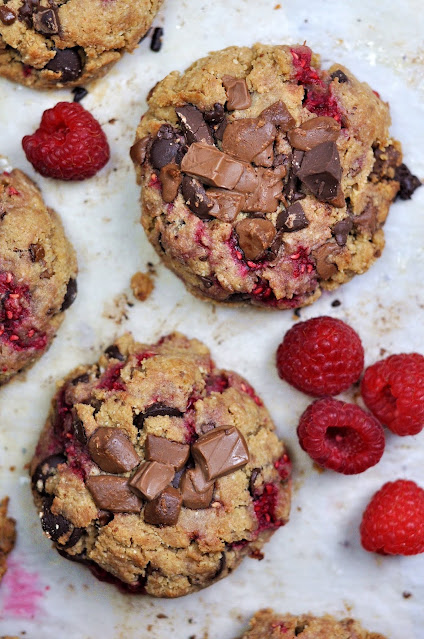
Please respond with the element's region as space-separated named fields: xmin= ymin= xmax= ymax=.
xmin=0 ymin=0 xmax=163 ymax=89
xmin=132 ymin=44 xmax=402 ymax=310
xmin=0 ymin=497 xmax=16 ymax=581
xmin=239 ymin=609 xmax=387 ymax=639
xmin=0 ymin=168 xmax=77 ymax=384
xmin=30 ymin=332 xmax=291 ymax=598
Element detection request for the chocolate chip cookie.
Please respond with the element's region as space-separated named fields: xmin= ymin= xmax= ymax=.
xmin=0 ymin=0 xmax=163 ymax=89
xmin=132 ymin=44 xmax=420 ymax=309
xmin=30 ymin=332 xmax=291 ymax=598
xmin=238 ymin=609 xmax=387 ymax=639
xmin=0 ymin=497 xmax=16 ymax=582
xmin=0 ymin=168 xmax=77 ymax=384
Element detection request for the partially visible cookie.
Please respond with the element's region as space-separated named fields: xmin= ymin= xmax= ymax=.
xmin=239 ymin=609 xmax=387 ymax=639
xmin=0 ymin=497 xmax=16 ymax=582
xmin=0 ymin=0 xmax=163 ymax=89
xmin=30 ymin=332 xmax=291 ymax=598
xmin=0 ymin=168 xmax=77 ymax=384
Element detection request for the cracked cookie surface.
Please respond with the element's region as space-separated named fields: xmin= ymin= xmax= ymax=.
xmin=0 ymin=168 xmax=77 ymax=384
xmin=0 ymin=0 xmax=163 ymax=89
xmin=132 ymin=44 xmax=406 ymax=310
xmin=30 ymin=332 xmax=291 ymax=598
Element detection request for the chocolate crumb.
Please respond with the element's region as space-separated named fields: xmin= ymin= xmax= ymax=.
xmin=402 ymin=591 xmax=412 ymax=599
xmin=331 ymin=299 xmax=341 ymax=307
xmin=394 ymin=163 xmax=421 ymax=200
xmin=72 ymin=87 xmax=88 ymax=103
xmin=150 ymin=27 xmax=163 ymax=52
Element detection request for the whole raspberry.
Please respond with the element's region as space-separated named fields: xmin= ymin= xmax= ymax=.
xmin=276 ymin=316 xmax=364 ymax=396
xmin=297 ymin=398 xmax=385 ymax=474
xmin=360 ymin=480 xmax=424 ymax=555
xmin=361 ymin=353 xmax=424 ymax=436
xmin=22 ymin=102 xmax=110 ymax=181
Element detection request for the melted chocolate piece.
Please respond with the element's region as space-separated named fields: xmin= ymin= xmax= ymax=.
xmin=133 ymin=403 xmax=183 ymax=429
xmin=45 ymin=48 xmax=83 ymax=83
xmin=276 ymin=202 xmax=309 ymax=232
xmin=143 ymin=485 xmax=182 ymax=526
xmin=18 ymin=0 xmax=39 ymax=27
xmin=331 ymin=69 xmax=349 ymax=83
xmin=159 ymin=163 xmax=182 ymax=202
xmin=288 ymin=116 xmax=340 ymax=152
xmin=145 ymin=434 xmax=189 ymax=471
xmin=88 ymin=427 xmax=139 ymax=474
xmin=41 ymin=506 xmax=71 ymax=542
xmin=260 ymin=101 xmax=295 ymax=130
xmin=181 ymin=175 xmax=214 ymax=219
xmin=235 ymin=218 xmax=276 ymax=261
xmin=0 ymin=6 xmax=17 ymax=25
xmin=129 ymin=461 xmax=175 ymax=501
xmin=72 ymin=87 xmax=88 ymax=103
xmin=176 ymin=105 xmax=214 ymax=146
xmin=60 ymin=278 xmax=77 ymax=311
xmin=284 ymin=150 xmax=304 ymax=202
xmin=150 ymin=125 xmax=185 ymax=170
xmin=207 ymin=188 xmax=244 ymax=222
xmin=104 ymin=345 xmax=125 ymax=361
xmin=130 ymin=136 xmax=150 ymax=166
xmin=332 ymin=217 xmax=353 ymax=246
xmin=312 ymin=241 xmax=341 ymax=280
xmin=181 ymin=142 xmax=244 ymax=189
xmin=150 ymin=26 xmax=163 ymax=52
xmin=33 ymin=8 xmax=59 ymax=35
xmin=352 ymin=202 xmax=379 ymax=236
xmin=32 ymin=454 xmax=67 ymax=494
xmin=29 ymin=243 xmax=45 ymax=262
xmin=222 ymin=118 xmax=276 ymax=163
xmin=61 ymin=527 xmax=84 ymax=549
xmin=297 ymin=142 xmax=342 ymax=202
xmin=180 ymin=467 xmax=214 ymax=509
xmin=86 ymin=476 xmax=142 ymax=513
xmin=73 ymin=419 xmax=88 ymax=445
xmin=191 ymin=426 xmax=249 ymax=482
xmin=395 ymin=163 xmax=421 ymax=200
xmin=222 ymin=75 xmax=251 ymax=111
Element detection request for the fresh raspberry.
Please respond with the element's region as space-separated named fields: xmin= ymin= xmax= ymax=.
xmin=297 ymin=398 xmax=385 ymax=474
xmin=22 ymin=102 xmax=110 ymax=181
xmin=360 ymin=480 xmax=424 ymax=555
xmin=276 ymin=316 xmax=364 ymax=396
xmin=361 ymin=353 xmax=424 ymax=436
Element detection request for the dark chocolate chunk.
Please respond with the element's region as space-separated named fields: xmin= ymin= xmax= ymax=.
xmin=133 ymin=402 xmax=183 ymax=429
xmin=191 ymin=426 xmax=249 ymax=482
xmin=235 ymin=218 xmax=276 ymax=261
xmin=182 ymin=175 xmax=214 ymax=219
xmin=29 ymin=243 xmax=45 ymax=262
xmin=73 ymin=419 xmax=87 ymax=445
xmin=199 ymin=276 xmax=214 ymax=289
xmin=0 ymin=6 xmax=17 ymax=25
xmin=41 ymin=506 xmax=71 ymax=542
xmin=159 ymin=163 xmax=181 ymax=202
xmin=222 ymin=75 xmax=251 ymax=111
xmin=143 ymin=485 xmax=182 ymax=526
xmin=18 ymin=0 xmax=39 ymax=27
xmin=332 ymin=217 xmax=353 ymax=246
xmin=45 ymin=48 xmax=83 ymax=83
xmin=88 ymin=427 xmax=139 ymax=474
xmin=61 ymin=527 xmax=84 ymax=549
xmin=395 ymin=163 xmax=421 ymax=200
xmin=288 ymin=116 xmax=341 ymax=152
xmin=371 ymin=145 xmax=401 ymax=180
xmin=150 ymin=26 xmax=163 ymax=52
xmin=72 ymin=87 xmax=88 ymax=103
xmin=213 ymin=118 xmax=228 ymax=142
xmin=150 ymin=125 xmax=185 ymax=170
xmin=204 ymin=103 xmax=225 ymax=125
xmin=331 ymin=299 xmax=341 ymax=307
xmin=86 ymin=476 xmax=142 ymax=513
xmin=104 ymin=344 xmax=125 ymax=361
xmin=297 ymin=142 xmax=342 ymax=202
xmin=60 ymin=278 xmax=77 ymax=311
xmin=284 ymin=150 xmax=304 ymax=202
xmin=330 ymin=69 xmax=349 ymax=83
xmin=33 ymin=8 xmax=59 ymax=35
xmin=145 ymin=434 xmax=189 ymax=470
xmin=249 ymin=468 xmax=261 ymax=496
xmin=96 ymin=511 xmax=114 ymax=527
xmin=276 ymin=202 xmax=309 ymax=232
xmin=176 ymin=105 xmax=214 ymax=146
xmin=180 ymin=467 xmax=214 ymax=509
xmin=32 ymin=454 xmax=66 ymax=494
xmin=129 ymin=461 xmax=175 ymax=501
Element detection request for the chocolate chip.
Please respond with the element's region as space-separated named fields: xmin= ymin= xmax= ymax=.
xmin=395 ymin=163 xmax=421 ymax=200
xmin=191 ymin=426 xmax=249 ymax=482
xmin=284 ymin=150 xmax=304 ymax=202
xmin=18 ymin=0 xmax=39 ymax=27
xmin=145 ymin=434 xmax=189 ymax=471
xmin=129 ymin=461 xmax=175 ymax=501
xmin=41 ymin=506 xmax=71 ymax=542
xmin=180 ymin=467 xmax=214 ymax=509
xmin=176 ymin=105 xmax=214 ymax=146
xmin=331 ymin=69 xmax=349 ymax=83
xmin=88 ymin=427 xmax=139 ymax=474
xmin=60 ymin=278 xmax=77 ymax=311
xmin=33 ymin=8 xmax=59 ymax=35
xmin=29 ymin=243 xmax=45 ymax=262
xmin=288 ymin=116 xmax=341 ymax=152
xmin=130 ymin=136 xmax=150 ymax=166
xmin=252 ymin=143 xmax=274 ymax=167
xmin=312 ymin=241 xmax=341 ymax=280
xmin=260 ymin=101 xmax=295 ymax=130
xmin=104 ymin=345 xmax=125 ymax=361
xmin=133 ymin=403 xmax=183 ymax=429
xmin=32 ymin=454 xmax=66 ymax=494
xmin=204 ymin=103 xmax=225 ymax=125
xmin=297 ymin=142 xmax=342 ymax=202
xmin=86 ymin=476 xmax=142 ymax=513
xmin=331 ymin=299 xmax=341 ymax=307
xmin=181 ymin=142 xmax=244 ymax=189
xmin=45 ymin=48 xmax=83 ymax=83
xmin=207 ymin=188 xmax=244 ymax=222
xmin=143 ymin=485 xmax=182 ymax=526
xmin=332 ymin=217 xmax=353 ymax=246
xmin=73 ymin=419 xmax=87 ymax=445
xmin=72 ymin=87 xmax=88 ymax=103
xmin=199 ymin=276 xmax=214 ymax=289
xmin=214 ymin=552 xmax=227 ymax=578
xmin=159 ymin=163 xmax=182 ymax=202
xmin=182 ymin=175 xmax=214 ymax=219
xmin=235 ymin=218 xmax=276 ymax=261
xmin=276 ymin=202 xmax=309 ymax=232
xmin=249 ymin=468 xmax=261 ymax=496
xmin=61 ymin=527 xmax=84 ymax=549
xmin=0 ymin=6 xmax=17 ymax=25
xmin=150 ymin=26 xmax=163 ymax=52
xmin=222 ymin=118 xmax=276 ymax=163
xmin=222 ymin=75 xmax=251 ymax=111
xmin=214 ymin=118 xmax=228 ymax=142
xmin=150 ymin=125 xmax=185 ymax=170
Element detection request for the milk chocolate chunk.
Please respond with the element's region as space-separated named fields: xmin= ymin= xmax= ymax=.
xmin=222 ymin=118 xmax=276 ymax=163
xmin=129 ymin=461 xmax=175 ymax=501
xmin=312 ymin=241 xmax=341 ymax=280
xmin=33 ymin=8 xmax=59 ymax=34
xmin=260 ymin=101 xmax=295 ymax=130
xmin=208 ymin=188 xmax=244 ymax=222
xmin=332 ymin=216 xmax=353 ymax=246
xmin=182 ymin=176 xmax=214 ymax=219
xmin=145 ymin=434 xmax=189 ymax=471
xmin=222 ymin=75 xmax=251 ymax=111
xmin=191 ymin=426 xmax=249 ymax=481
xmin=45 ymin=48 xmax=82 ymax=82
xmin=288 ymin=117 xmax=341 ymax=152
xmin=175 ymin=105 xmax=214 ymax=146
xmin=159 ymin=163 xmax=182 ymax=202
xmin=181 ymin=142 xmax=244 ymax=189
xmin=242 ymin=167 xmax=284 ymax=213
xmin=143 ymin=485 xmax=182 ymax=526
xmin=130 ymin=137 xmax=150 ymax=166
xmin=352 ymin=202 xmax=379 ymax=235
xmin=297 ymin=142 xmax=342 ymax=202
xmin=234 ymin=164 xmax=259 ymax=194
xmin=284 ymin=150 xmax=304 ymax=202
xmin=86 ymin=476 xmax=142 ymax=513
xmin=150 ymin=124 xmax=185 ymax=170
xmin=277 ymin=202 xmax=309 ymax=232
xmin=29 ymin=242 xmax=45 ymax=262
xmin=88 ymin=427 xmax=139 ymax=474
xmin=236 ymin=218 xmax=276 ymax=261
xmin=252 ymin=143 xmax=274 ymax=167
xmin=0 ymin=6 xmax=17 ymax=25
xmin=180 ymin=467 xmax=214 ymax=509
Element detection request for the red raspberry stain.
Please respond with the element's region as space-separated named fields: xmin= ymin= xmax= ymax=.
xmin=0 ymin=271 xmax=46 ymax=351
xmin=253 ymin=483 xmax=285 ymax=532
xmin=97 ymin=363 xmax=126 ymax=391
xmin=274 ymin=453 xmax=292 ymax=481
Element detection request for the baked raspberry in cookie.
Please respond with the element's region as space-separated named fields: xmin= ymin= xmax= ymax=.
xmin=238 ymin=609 xmax=387 ymax=639
xmin=0 ymin=167 xmax=77 ymax=384
xmin=131 ymin=44 xmax=418 ymax=309
xmin=0 ymin=0 xmax=163 ymax=89
xmin=30 ymin=332 xmax=291 ymax=598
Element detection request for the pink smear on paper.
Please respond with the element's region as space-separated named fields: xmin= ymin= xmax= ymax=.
xmin=1 ymin=559 xmax=43 ymax=619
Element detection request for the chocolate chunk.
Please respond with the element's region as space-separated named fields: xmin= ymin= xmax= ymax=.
xmin=180 ymin=467 xmax=214 ymax=509
xmin=32 ymin=454 xmax=66 ymax=494
xmin=208 ymin=188 xmax=244 ymax=222
xmin=73 ymin=418 xmax=87 ymax=445
xmin=159 ymin=163 xmax=181 ymax=202
xmin=72 ymin=87 xmax=88 ymax=103
xmin=129 ymin=461 xmax=175 ymax=501
xmin=182 ymin=175 xmax=214 ymax=219
xmin=96 ymin=511 xmax=114 ymax=527
xmin=241 ymin=167 xmax=285 ymax=213
xmin=331 ymin=69 xmax=349 ymax=83
xmin=104 ymin=344 xmax=125 ymax=361
xmin=371 ymin=144 xmax=401 ymax=179
xmin=249 ymin=468 xmax=261 ymax=496
xmin=252 ymin=143 xmax=274 ymax=167
xmin=235 ymin=218 xmax=276 ymax=261
xmin=288 ymin=116 xmax=341 ymax=152
xmin=133 ymin=403 xmax=183 ymax=429
xmin=312 ymin=241 xmax=341 ymax=280
xmin=150 ymin=125 xmax=185 ymax=170
xmin=61 ymin=527 xmax=84 ymax=549
xmin=191 ymin=426 xmax=249 ymax=482
xmin=332 ymin=217 xmax=353 ymax=246
xmin=395 ymin=163 xmax=421 ymax=200
xmin=45 ymin=48 xmax=83 ymax=83
xmin=204 ymin=103 xmax=225 ymax=125
xmin=176 ymin=105 xmax=214 ymax=146
xmin=18 ymin=0 xmax=39 ymax=27
xmin=181 ymin=142 xmax=244 ymax=189
xmin=33 ymin=8 xmax=59 ymax=35
xmin=143 ymin=485 xmax=182 ymax=526
xmin=222 ymin=118 xmax=276 ymax=163
xmin=145 ymin=434 xmax=189 ymax=471
xmin=328 ymin=185 xmax=346 ymax=208
xmin=60 ymin=278 xmax=77 ymax=311
xmin=130 ymin=136 xmax=150 ymax=166
xmin=29 ymin=243 xmax=45 ymax=262
xmin=214 ymin=118 xmax=228 ymax=142
xmin=0 ymin=6 xmax=17 ymax=25
xmin=222 ymin=75 xmax=251 ymax=111
xmin=352 ymin=202 xmax=379 ymax=235
xmin=88 ymin=427 xmax=139 ymax=474
xmin=260 ymin=101 xmax=295 ymax=130
xmin=234 ymin=164 xmax=259 ymax=194
xmin=86 ymin=476 xmax=142 ymax=513
xmin=297 ymin=142 xmax=342 ymax=202
xmin=150 ymin=26 xmax=163 ymax=52
xmin=284 ymin=150 xmax=304 ymax=202
xmin=276 ymin=202 xmax=309 ymax=232
xmin=41 ymin=506 xmax=71 ymax=542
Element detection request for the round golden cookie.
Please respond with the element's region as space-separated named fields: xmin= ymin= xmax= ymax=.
xmin=132 ymin=43 xmax=403 ymax=310
xmin=30 ymin=332 xmax=291 ymax=598
xmin=0 ymin=168 xmax=77 ymax=385
xmin=0 ymin=0 xmax=163 ymax=89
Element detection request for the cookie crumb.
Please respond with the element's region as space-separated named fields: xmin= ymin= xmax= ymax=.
xmin=403 ymin=591 xmax=412 ymax=599
xmin=0 ymin=497 xmax=16 ymax=581
xmin=131 ymin=271 xmax=154 ymax=301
